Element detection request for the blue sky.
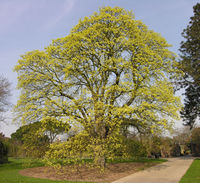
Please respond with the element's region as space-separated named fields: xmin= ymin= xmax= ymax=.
xmin=0 ymin=0 xmax=199 ymax=136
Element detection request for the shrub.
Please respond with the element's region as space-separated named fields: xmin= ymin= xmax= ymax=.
xmin=191 ymin=128 xmax=200 ymax=156
xmin=170 ymin=143 xmax=181 ymax=157
xmin=124 ymin=138 xmax=147 ymax=158
xmin=0 ymin=140 xmax=8 ymax=164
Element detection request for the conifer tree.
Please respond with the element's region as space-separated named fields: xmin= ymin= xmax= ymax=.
xmin=179 ymin=3 xmax=200 ymax=128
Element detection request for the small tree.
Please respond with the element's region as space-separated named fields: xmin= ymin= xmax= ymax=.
xmin=0 ymin=76 xmax=11 ymax=122
xmin=14 ymin=7 xmax=182 ymax=168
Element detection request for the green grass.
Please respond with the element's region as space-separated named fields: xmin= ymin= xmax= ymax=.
xmin=0 ymin=158 xmax=93 ymax=183
xmin=179 ymin=159 xmax=200 ymax=183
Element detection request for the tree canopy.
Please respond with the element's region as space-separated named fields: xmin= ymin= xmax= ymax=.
xmin=179 ymin=3 xmax=200 ymax=128
xmin=14 ymin=7 xmax=181 ymax=168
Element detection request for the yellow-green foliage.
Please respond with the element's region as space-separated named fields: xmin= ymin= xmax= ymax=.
xmin=14 ymin=7 xmax=182 ymax=168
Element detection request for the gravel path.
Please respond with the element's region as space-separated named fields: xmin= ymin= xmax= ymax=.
xmin=112 ymin=156 xmax=194 ymax=183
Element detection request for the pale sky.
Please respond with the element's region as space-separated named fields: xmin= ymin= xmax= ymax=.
xmin=0 ymin=0 xmax=199 ymax=136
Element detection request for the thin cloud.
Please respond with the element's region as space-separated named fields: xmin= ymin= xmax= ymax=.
xmin=0 ymin=1 xmax=31 ymax=32
xmin=0 ymin=0 xmax=76 ymax=34
xmin=43 ymin=0 xmax=76 ymax=29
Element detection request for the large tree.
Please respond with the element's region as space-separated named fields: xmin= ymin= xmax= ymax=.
xmin=0 ymin=76 xmax=10 ymax=122
xmin=14 ymin=7 xmax=181 ymax=168
xmin=179 ymin=3 xmax=200 ymax=128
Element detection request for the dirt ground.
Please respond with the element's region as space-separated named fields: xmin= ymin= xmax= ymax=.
xmin=20 ymin=162 xmax=157 ymax=183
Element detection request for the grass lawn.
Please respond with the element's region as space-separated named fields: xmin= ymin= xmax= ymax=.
xmin=0 ymin=158 xmax=93 ymax=183
xmin=179 ymin=159 xmax=200 ymax=183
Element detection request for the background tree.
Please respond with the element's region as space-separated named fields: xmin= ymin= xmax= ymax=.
xmin=40 ymin=117 xmax=70 ymax=143
xmin=12 ymin=120 xmax=68 ymax=143
xmin=179 ymin=3 xmax=200 ymax=128
xmin=190 ymin=127 xmax=200 ymax=156
xmin=0 ymin=133 xmax=8 ymax=163
xmin=191 ymin=128 xmax=200 ymax=144
xmin=0 ymin=76 xmax=11 ymax=122
xmin=0 ymin=76 xmax=10 ymax=161
xmin=11 ymin=122 xmax=50 ymax=158
xmin=172 ymin=127 xmax=191 ymax=146
xmin=11 ymin=120 xmax=68 ymax=157
xmin=14 ymin=7 xmax=181 ymax=168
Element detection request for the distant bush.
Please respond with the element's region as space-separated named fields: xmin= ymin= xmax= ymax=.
xmin=0 ymin=140 xmax=8 ymax=164
xmin=191 ymin=128 xmax=200 ymax=156
xmin=144 ymin=136 xmax=182 ymax=158
xmin=124 ymin=138 xmax=147 ymax=158
xmin=170 ymin=143 xmax=181 ymax=157
xmin=160 ymin=137 xmax=173 ymax=157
